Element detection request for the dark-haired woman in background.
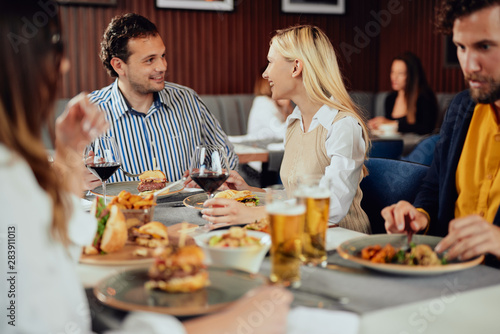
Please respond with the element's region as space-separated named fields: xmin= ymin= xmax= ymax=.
xmin=368 ymin=52 xmax=439 ymax=135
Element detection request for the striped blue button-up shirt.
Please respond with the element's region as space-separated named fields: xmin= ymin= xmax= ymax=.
xmin=89 ymin=80 xmax=238 ymax=183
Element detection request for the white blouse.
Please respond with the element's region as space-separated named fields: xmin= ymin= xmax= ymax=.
xmin=246 ymin=95 xmax=287 ymax=142
xmin=285 ymin=105 xmax=366 ymax=223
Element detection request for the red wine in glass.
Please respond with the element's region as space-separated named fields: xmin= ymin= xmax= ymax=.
xmin=85 ymin=162 xmax=121 ymax=182
xmin=191 ymin=171 xmax=229 ymax=196
xmin=189 ymin=145 xmax=231 ymax=231
xmin=84 ymin=136 xmax=121 ymax=204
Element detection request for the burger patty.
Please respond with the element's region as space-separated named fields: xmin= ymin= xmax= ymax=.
xmin=149 ymin=264 xmax=203 ymax=281
xmin=137 ymin=179 xmax=167 ymax=192
xmin=129 ymin=230 xmax=151 ymax=241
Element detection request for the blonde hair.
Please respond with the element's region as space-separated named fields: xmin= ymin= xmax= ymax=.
xmin=270 ymin=25 xmax=371 ymax=168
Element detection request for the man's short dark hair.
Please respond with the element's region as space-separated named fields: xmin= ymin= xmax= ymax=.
xmin=435 ymin=0 xmax=500 ymax=34
xmin=100 ymin=13 xmax=159 ymax=77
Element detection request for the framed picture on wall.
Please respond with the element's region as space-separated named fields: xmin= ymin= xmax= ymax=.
xmin=56 ymin=0 xmax=116 ymax=5
xmin=281 ymin=0 xmax=345 ymax=14
xmin=156 ymin=0 xmax=234 ymax=11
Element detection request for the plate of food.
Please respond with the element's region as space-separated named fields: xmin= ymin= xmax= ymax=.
xmin=93 ymin=244 xmax=267 ymax=316
xmin=244 ymin=218 xmax=270 ymax=234
xmin=183 ymin=190 xmax=265 ymax=210
xmin=90 ymin=171 xmax=184 ymax=199
xmin=80 ymin=197 xmax=170 ymax=265
xmin=337 ymin=234 xmax=484 ymax=276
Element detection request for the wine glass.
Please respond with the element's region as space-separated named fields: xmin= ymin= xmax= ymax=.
xmin=84 ymin=136 xmax=122 ymax=204
xmin=189 ymin=145 xmax=230 ymax=230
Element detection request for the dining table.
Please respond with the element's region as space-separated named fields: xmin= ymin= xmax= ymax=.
xmin=79 ymin=189 xmax=500 ymax=334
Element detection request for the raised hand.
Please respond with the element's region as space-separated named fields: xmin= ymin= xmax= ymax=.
xmin=381 ymin=200 xmax=429 ymax=234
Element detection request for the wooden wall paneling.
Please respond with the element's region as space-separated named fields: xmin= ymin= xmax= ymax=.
xmin=377 ymin=0 xmax=466 ymax=94
xmin=57 ymin=0 xmax=386 ymax=97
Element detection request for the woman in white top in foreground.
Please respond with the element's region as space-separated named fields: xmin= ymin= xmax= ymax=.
xmin=203 ymin=25 xmax=371 ymax=233
xmin=0 ymin=2 xmax=291 ymax=334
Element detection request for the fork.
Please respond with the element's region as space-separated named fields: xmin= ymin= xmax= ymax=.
xmin=120 ymin=168 xmax=144 ymax=178
xmin=402 ymin=216 xmax=414 ymax=251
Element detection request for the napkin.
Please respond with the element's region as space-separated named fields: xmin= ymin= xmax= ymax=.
xmin=326 ymin=228 xmax=366 ymax=251
xmin=106 ymin=311 xmax=186 ymax=334
xmin=80 ymin=198 xmax=93 ymax=211
xmin=287 ymin=307 xmax=360 ymax=334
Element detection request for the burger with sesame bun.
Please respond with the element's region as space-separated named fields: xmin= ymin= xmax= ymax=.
xmin=137 ymin=170 xmax=167 ymax=195
xmin=145 ymin=245 xmax=209 ymax=293
xmin=131 ymin=221 xmax=170 ymax=248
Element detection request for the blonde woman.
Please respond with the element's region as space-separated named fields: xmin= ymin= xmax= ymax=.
xmin=203 ymin=25 xmax=371 ymax=234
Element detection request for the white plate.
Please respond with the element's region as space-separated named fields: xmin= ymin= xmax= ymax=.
xmin=90 ymin=181 xmax=184 ymax=199
xmin=337 ymin=234 xmax=484 ymax=276
xmin=93 ymin=267 xmax=267 ymax=316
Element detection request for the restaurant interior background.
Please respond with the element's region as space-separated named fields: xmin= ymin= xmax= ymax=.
xmin=58 ymin=0 xmax=466 ymax=99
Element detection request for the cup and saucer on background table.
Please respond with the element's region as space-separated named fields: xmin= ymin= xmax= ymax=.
xmin=371 ymin=123 xmax=401 ymax=139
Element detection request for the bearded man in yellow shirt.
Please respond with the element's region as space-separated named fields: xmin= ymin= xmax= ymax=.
xmin=382 ymin=0 xmax=500 ymax=267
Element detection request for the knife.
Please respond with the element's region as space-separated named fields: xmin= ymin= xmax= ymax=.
xmin=153 ymin=177 xmax=187 ymax=197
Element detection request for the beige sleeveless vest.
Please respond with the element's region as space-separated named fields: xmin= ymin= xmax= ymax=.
xmin=280 ymin=111 xmax=371 ymax=234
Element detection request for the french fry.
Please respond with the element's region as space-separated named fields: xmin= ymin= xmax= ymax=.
xmin=117 ymin=190 xmax=131 ymax=200
xmin=132 ymin=200 xmax=154 ymax=209
xmin=128 ymin=195 xmax=143 ymax=204
xmin=109 ymin=190 xmax=156 ymax=210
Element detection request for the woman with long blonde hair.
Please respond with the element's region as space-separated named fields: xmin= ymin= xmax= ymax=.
xmin=203 ymin=25 xmax=371 ymax=233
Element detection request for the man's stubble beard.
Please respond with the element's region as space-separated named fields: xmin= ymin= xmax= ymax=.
xmin=466 ymin=74 xmax=500 ymax=104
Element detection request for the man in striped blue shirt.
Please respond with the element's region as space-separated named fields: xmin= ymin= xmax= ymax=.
xmin=86 ymin=13 xmax=238 ymax=186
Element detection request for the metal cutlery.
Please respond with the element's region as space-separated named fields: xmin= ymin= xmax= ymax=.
xmin=153 ymin=177 xmax=187 ymax=197
xmin=120 ymin=168 xmax=144 ymax=178
xmin=292 ymin=288 xmax=350 ymax=305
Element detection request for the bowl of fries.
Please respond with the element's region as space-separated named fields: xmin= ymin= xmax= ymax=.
xmin=109 ymin=190 xmax=157 ymax=229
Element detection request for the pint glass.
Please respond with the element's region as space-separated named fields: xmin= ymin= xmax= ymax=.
xmin=296 ymin=175 xmax=331 ymax=267
xmin=266 ymin=189 xmax=305 ymax=288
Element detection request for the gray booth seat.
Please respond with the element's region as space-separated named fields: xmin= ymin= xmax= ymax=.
xmin=48 ymin=91 xmax=456 ymax=149
xmin=199 ymin=94 xmax=254 ymax=136
xmin=350 ymin=91 xmax=455 ymax=128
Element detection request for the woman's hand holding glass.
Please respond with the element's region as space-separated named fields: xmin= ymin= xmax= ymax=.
xmin=188 ymin=145 xmax=232 ymax=231
xmin=201 ymin=197 xmax=266 ymax=226
xmin=199 ymin=169 xmax=266 ymax=226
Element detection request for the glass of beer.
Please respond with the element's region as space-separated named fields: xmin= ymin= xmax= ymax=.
xmin=295 ymin=174 xmax=331 ymax=267
xmin=266 ymin=188 xmax=305 ymax=288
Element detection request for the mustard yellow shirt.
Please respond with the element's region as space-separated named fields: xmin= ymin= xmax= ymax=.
xmin=455 ymin=104 xmax=500 ymax=222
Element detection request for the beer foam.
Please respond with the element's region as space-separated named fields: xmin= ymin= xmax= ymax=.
xmin=296 ymin=187 xmax=330 ymax=199
xmin=266 ymin=202 xmax=306 ymax=215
